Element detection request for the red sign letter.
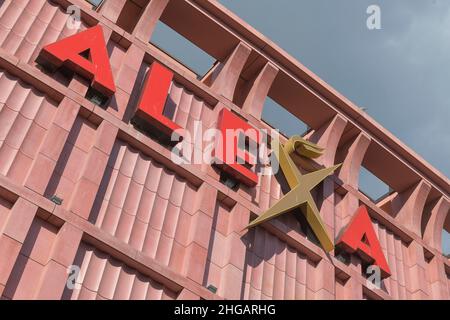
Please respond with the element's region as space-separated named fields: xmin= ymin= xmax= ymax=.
xmin=214 ymin=108 xmax=260 ymax=187
xmin=337 ymin=206 xmax=391 ymax=278
xmin=39 ymin=25 xmax=116 ymax=96
xmin=135 ymin=62 xmax=181 ymax=137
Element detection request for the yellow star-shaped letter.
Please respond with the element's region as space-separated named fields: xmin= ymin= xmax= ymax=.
xmin=247 ymin=136 xmax=340 ymax=252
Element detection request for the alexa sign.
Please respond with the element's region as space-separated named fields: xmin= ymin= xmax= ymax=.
xmin=38 ymin=25 xmax=391 ymax=278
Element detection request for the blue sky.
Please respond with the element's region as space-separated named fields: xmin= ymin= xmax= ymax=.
xmin=151 ymin=0 xmax=449 ymax=254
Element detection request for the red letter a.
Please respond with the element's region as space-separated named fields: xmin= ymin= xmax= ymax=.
xmin=337 ymin=206 xmax=391 ymax=278
xmin=39 ymin=25 xmax=116 ymax=96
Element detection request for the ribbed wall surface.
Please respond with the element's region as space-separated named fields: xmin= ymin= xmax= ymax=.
xmin=65 ymin=242 xmax=179 ymax=300
xmin=243 ymin=227 xmax=311 ymax=300
xmin=0 ymin=0 xmax=87 ymax=64
xmin=92 ymin=139 xmax=198 ymax=275
xmin=204 ymin=200 xmax=316 ymax=300
xmin=0 ymin=70 xmax=58 ymax=185
xmin=165 ymin=79 xmax=215 ymax=164
xmin=373 ymin=220 xmax=408 ymax=299
xmin=256 ymin=170 xmax=283 ymax=211
xmin=170 ymin=81 xmax=214 ymax=129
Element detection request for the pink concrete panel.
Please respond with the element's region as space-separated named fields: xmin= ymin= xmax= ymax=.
xmin=68 ymin=74 xmax=90 ymax=97
xmin=204 ymin=202 xmax=252 ymax=298
xmin=2 ymin=217 xmax=58 ymax=300
xmin=70 ymin=120 xmax=118 ymax=219
xmin=107 ymin=39 xmax=127 ymax=80
xmin=25 ymin=98 xmax=79 ymax=194
xmin=108 ymin=44 xmax=145 ymax=119
xmin=2 ymin=198 xmax=37 ymax=246
xmin=0 ymin=235 xmax=21 ymax=290
xmin=3 ymin=254 xmax=43 ymax=299
xmin=246 ymin=252 xmax=262 ymax=299
xmin=403 ymin=241 xmax=431 ymax=298
xmin=272 ymin=264 xmax=285 ymax=299
xmin=34 ymin=260 xmax=68 ymax=300
xmin=426 ymin=257 xmax=449 ymax=299
xmin=306 ymin=259 xmax=335 ymax=298
xmin=184 ymin=242 xmax=208 ymax=284
xmin=336 ymin=277 xmax=363 ymax=300
xmin=44 ymin=116 xmax=97 ymax=207
xmin=20 ymin=218 xmax=57 ymax=264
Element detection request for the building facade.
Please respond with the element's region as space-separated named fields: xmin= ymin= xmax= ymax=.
xmin=0 ymin=0 xmax=448 ymax=300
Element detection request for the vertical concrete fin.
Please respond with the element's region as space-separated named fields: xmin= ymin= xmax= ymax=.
xmin=393 ymin=180 xmax=431 ymax=235
xmin=204 ymin=42 xmax=251 ymax=101
xmin=242 ymin=62 xmax=279 ymax=119
xmin=423 ymin=196 xmax=449 ymax=250
xmin=338 ymin=132 xmax=371 ymax=188
xmin=308 ymin=114 xmax=348 ymax=166
xmin=134 ymin=0 xmax=170 ymax=42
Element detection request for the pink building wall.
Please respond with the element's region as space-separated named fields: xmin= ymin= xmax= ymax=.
xmin=0 ymin=0 xmax=448 ymax=300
